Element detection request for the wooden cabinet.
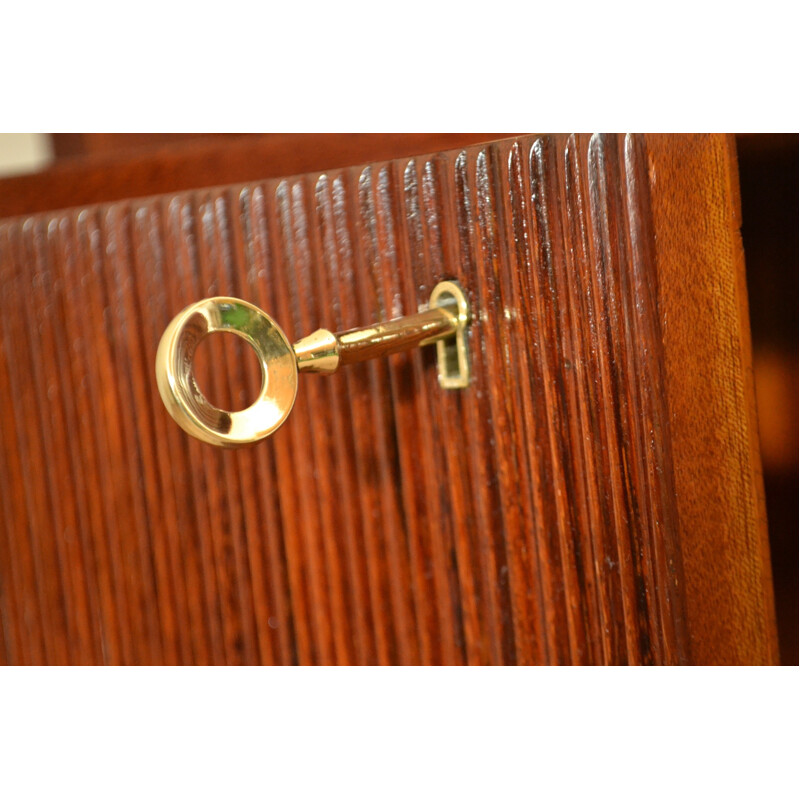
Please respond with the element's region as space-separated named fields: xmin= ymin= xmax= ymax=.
xmin=0 ymin=134 xmax=777 ymax=664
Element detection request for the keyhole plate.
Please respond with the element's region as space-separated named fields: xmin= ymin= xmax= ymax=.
xmin=429 ymin=280 xmax=470 ymax=389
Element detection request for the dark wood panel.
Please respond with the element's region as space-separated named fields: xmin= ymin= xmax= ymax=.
xmin=0 ymin=134 xmax=774 ymax=664
xmin=49 ymin=133 xmax=249 ymax=160
xmin=0 ymin=134 xmax=509 ymax=220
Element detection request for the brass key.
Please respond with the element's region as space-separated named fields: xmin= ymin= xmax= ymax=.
xmin=155 ymin=281 xmax=470 ymax=447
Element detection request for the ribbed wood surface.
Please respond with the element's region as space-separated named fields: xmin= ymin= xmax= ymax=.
xmin=0 ymin=134 xmax=688 ymax=664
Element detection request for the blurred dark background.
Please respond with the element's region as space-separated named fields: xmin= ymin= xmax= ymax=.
xmin=0 ymin=133 xmax=796 ymax=663
xmin=737 ymin=134 xmax=798 ymax=665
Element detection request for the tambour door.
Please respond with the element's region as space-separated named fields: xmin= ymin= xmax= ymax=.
xmin=0 ymin=134 xmax=777 ymax=665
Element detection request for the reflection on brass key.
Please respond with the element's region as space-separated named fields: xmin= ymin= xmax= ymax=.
xmin=155 ymin=281 xmax=470 ymax=447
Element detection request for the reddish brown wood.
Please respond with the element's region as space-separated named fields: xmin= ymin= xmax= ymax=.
xmin=49 ymin=133 xmax=248 ymax=160
xmin=0 ymin=134 xmax=776 ymax=664
xmin=0 ymin=134 xmax=509 ymax=220
xmin=646 ymin=134 xmax=778 ymax=665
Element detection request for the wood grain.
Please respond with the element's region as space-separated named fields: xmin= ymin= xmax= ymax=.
xmin=0 ymin=134 xmax=509 ymax=220
xmin=646 ymin=134 xmax=778 ymax=665
xmin=0 ymin=134 xmax=774 ymax=664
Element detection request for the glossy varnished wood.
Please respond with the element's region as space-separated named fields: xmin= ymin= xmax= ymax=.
xmin=0 ymin=134 xmax=508 ymax=220
xmin=646 ymin=134 xmax=777 ymax=664
xmin=0 ymin=135 xmax=775 ymax=664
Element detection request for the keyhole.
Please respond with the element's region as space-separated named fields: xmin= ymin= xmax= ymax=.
xmin=192 ymin=331 xmax=263 ymax=412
